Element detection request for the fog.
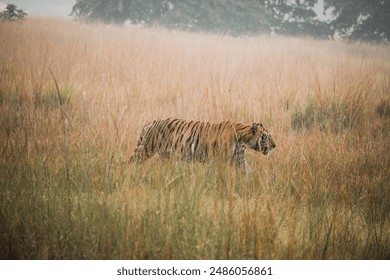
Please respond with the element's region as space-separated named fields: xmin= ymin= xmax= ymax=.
xmin=1 ymin=1 xmax=388 ymax=42
xmin=2 ymin=0 xmax=328 ymax=21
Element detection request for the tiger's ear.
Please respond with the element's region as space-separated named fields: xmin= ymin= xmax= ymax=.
xmin=251 ymin=123 xmax=258 ymax=134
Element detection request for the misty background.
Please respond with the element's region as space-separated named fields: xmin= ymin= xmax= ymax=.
xmin=1 ymin=0 xmax=389 ymax=42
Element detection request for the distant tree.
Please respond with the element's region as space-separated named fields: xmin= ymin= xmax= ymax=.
xmin=267 ymin=0 xmax=332 ymax=38
xmin=0 ymin=4 xmax=27 ymax=21
xmin=324 ymin=0 xmax=390 ymax=42
xmin=71 ymin=0 xmax=328 ymax=37
xmin=70 ymin=0 xmax=387 ymax=42
xmin=71 ymin=0 xmax=127 ymax=24
xmin=150 ymin=0 xmax=273 ymax=35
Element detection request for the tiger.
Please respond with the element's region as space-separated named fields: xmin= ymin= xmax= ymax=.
xmin=129 ymin=118 xmax=275 ymax=169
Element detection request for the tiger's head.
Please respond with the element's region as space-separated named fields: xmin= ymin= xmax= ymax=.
xmin=260 ymin=128 xmax=276 ymax=156
xmin=249 ymin=123 xmax=276 ymax=156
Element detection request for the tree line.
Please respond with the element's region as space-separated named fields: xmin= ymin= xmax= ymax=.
xmin=69 ymin=0 xmax=387 ymax=42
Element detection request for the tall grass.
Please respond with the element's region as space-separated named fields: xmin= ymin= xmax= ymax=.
xmin=0 ymin=18 xmax=389 ymax=259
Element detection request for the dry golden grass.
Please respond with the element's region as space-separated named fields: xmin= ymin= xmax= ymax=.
xmin=0 ymin=18 xmax=389 ymax=259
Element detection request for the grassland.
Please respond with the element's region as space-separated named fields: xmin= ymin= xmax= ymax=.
xmin=0 ymin=18 xmax=389 ymax=259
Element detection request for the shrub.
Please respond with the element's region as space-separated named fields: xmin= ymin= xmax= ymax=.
xmin=376 ymin=100 xmax=390 ymax=119
xmin=291 ymin=96 xmax=350 ymax=134
xmin=33 ymin=86 xmax=75 ymax=110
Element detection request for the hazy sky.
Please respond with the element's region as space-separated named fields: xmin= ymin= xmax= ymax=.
xmin=0 ymin=0 xmax=76 ymax=17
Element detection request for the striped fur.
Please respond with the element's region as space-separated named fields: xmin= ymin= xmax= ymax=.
xmin=130 ymin=118 xmax=275 ymax=168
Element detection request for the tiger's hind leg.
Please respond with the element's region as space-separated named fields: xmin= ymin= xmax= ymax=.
xmin=129 ymin=121 xmax=155 ymax=163
xmin=129 ymin=141 xmax=147 ymax=163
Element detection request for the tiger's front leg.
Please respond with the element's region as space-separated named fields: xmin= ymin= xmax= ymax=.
xmin=231 ymin=143 xmax=247 ymax=171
